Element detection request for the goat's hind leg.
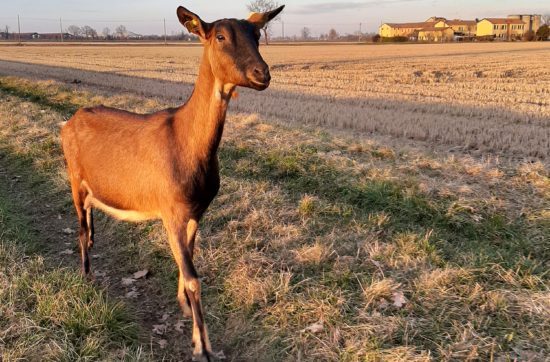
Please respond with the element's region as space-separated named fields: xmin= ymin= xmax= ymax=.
xmin=69 ymin=180 xmax=92 ymax=275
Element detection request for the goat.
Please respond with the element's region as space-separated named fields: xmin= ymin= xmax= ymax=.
xmin=61 ymin=5 xmax=285 ymax=361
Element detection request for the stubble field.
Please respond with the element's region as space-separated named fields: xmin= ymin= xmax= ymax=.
xmin=0 ymin=42 xmax=549 ymax=362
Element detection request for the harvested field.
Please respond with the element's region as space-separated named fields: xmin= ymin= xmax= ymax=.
xmin=0 ymin=42 xmax=549 ymax=361
xmin=1 ymin=42 xmax=549 ymax=160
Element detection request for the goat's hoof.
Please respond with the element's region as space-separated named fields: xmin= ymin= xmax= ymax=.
xmin=192 ymin=351 xmax=213 ymax=362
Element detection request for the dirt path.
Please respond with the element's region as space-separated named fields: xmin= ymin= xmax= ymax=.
xmin=0 ymin=94 xmax=194 ymax=361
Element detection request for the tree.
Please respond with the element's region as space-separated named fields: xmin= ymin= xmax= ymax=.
xmin=247 ymin=0 xmax=281 ymax=45
xmin=102 ymin=27 xmax=111 ymax=39
xmin=67 ymin=25 xmax=82 ymax=37
xmin=115 ymin=25 xmax=128 ymax=39
xmin=328 ymin=28 xmax=339 ymax=41
xmin=536 ymin=24 xmax=549 ymax=40
xmin=82 ymin=25 xmax=97 ymax=39
xmin=301 ymin=27 xmax=311 ymax=40
xmin=542 ymin=14 xmax=550 ymax=26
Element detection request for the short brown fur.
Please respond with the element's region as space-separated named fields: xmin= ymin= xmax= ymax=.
xmin=61 ymin=5 xmax=284 ymax=361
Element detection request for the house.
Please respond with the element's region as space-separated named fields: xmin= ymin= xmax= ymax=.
xmin=508 ymin=15 xmax=541 ymax=33
xmin=32 ymin=33 xmax=73 ymax=40
xmin=418 ymin=27 xmax=455 ymax=42
xmin=379 ymin=22 xmax=435 ymax=38
xmin=435 ymin=19 xmax=477 ymax=37
xmin=127 ymin=32 xmax=143 ymax=40
xmin=379 ymin=13 xmax=542 ymax=41
xmin=476 ymin=18 xmax=527 ymax=40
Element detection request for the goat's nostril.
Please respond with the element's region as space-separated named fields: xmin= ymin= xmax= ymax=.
xmin=253 ymin=68 xmax=264 ymax=76
xmin=253 ymin=67 xmax=270 ymax=82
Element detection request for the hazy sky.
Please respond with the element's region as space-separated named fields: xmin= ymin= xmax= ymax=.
xmin=1 ymin=0 xmax=549 ymax=36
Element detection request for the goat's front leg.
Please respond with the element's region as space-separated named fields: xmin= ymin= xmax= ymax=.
xmin=165 ymin=218 xmax=212 ymax=362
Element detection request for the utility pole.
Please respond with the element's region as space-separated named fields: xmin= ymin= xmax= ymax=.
xmin=17 ymin=14 xmax=21 ymax=43
xmin=282 ymin=21 xmax=285 ymax=39
xmin=59 ymin=18 xmax=64 ymax=42
xmin=163 ymin=18 xmax=167 ymax=45
xmin=359 ymin=22 xmax=362 ymax=42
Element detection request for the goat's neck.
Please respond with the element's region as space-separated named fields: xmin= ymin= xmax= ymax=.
xmin=175 ymin=50 xmax=235 ymax=164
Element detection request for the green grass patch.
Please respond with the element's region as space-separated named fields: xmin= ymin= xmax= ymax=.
xmin=0 ymin=187 xmax=142 ymax=361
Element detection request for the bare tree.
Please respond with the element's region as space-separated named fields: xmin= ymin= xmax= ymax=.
xmin=115 ymin=25 xmax=128 ymax=39
xmin=102 ymin=27 xmax=111 ymax=39
xmin=67 ymin=25 xmax=82 ymax=37
xmin=542 ymin=14 xmax=550 ymax=26
xmin=301 ymin=27 xmax=311 ymax=40
xmin=82 ymin=25 xmax=97 ymax=39
xmin=328 ymin=28 xmax=339 ymax=41
xmin=2 ymin=25 xmax=9 ymax=39
xmin=247 ymin=0 xmax=281 ymax=45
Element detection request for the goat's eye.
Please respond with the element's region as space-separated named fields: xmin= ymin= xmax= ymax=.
xmin=216 ymin=34 xmax=225 ymax=41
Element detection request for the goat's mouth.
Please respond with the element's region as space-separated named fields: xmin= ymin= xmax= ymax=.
xmin=249 ymin=79 xmax=270 ymax=90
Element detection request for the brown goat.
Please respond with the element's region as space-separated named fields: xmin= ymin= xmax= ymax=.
xmin=60 ymin=5 xmax=284 ymax=361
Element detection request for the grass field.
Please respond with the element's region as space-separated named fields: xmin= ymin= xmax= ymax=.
xmin=0 ymin=42 xmax=549 ymax=361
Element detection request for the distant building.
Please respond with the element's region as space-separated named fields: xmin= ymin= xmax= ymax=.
xmin=425 ymin=16 xmax=447 ymax=23
xmin=379 ymin=21 xmax=435 ymax=38
xmin=418 ymin=27 xmax=455 ymax=42
xmin=477 ymin=18 xmax=527 ymax=40
xmin=508 ymin=14 xmax=541 ymax=33
xmin=127 ymin=32 xmax=143 ymax=40
xmin=435 ymin=20 xmax=477 ymax=37
xmin=31 ymin=33 xmax=73 ymax=40
xmin=379 ymin=13 xmax=542 ymax=42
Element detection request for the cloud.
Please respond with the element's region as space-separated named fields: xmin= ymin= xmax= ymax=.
xmin=289 ymin=0 xmax=424 ymax=15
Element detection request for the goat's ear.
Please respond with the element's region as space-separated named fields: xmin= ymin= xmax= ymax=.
xmin=177 ymin=6 xmax=210 ymax=40
xmin=247 ymin=5 xmax=285 ymax=29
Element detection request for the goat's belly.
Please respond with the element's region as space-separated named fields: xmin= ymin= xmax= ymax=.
xmin=88 ymin=196 xmax=159 ymax=222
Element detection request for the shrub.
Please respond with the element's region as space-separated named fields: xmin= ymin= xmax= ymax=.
xmin=523 ymin=30 xmax=536 ymax=41
xmin=381 ymin=36 xmax=408 ymax=43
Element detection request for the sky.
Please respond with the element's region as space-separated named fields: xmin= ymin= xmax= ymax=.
xmin=1 ymin=0 xmax=549 ymax=37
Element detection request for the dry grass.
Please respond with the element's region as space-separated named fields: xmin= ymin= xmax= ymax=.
xmin=0 ymin=75 xmax=548 ymax=361
xmin=0 ymin=42 xmax=549 ymax=160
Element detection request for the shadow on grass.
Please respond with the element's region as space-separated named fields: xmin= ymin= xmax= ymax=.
xmin=0 ymin=147 xmax=140 ymax=360
xmin=1 ymin=59 xmax=549 ymax=160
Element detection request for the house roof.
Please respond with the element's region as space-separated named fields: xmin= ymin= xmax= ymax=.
xmin=383 ymin=22 xmax=434 ymax=29
xmin=426 ymin=17 xmax=447 ymax=22
xmin=419 ymin=26 xmax=453 ymax=32
xmin=482 ymin=18 xmax=525 ymax=25
xmin=445 ymin=20 xmax=477 ymax=26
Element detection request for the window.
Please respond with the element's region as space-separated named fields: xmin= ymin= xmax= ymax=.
xmin=494 ymin=25 xmax=498 ymax=30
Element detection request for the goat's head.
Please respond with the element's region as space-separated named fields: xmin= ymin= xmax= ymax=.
xmin=177 ymin=5 xmax=284 ymax=90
